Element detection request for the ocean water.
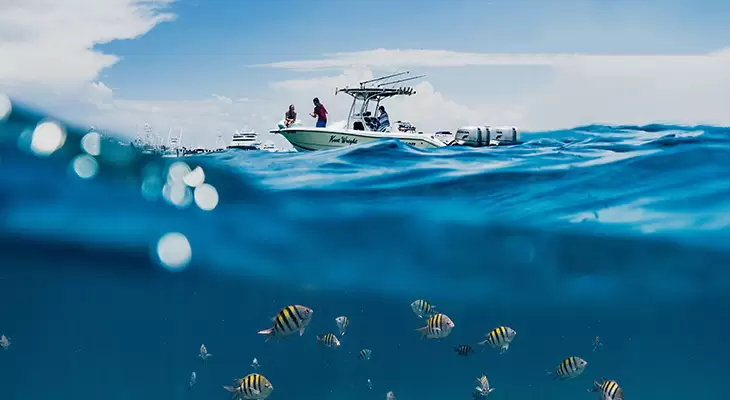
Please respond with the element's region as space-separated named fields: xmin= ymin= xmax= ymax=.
xmin=1 ymin=98 xmax=729 ymax=399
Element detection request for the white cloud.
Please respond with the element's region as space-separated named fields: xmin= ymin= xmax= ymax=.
xmin=0 ymin=0 xmax=286 ymax=149
xmin=264 ymin=48 xmax=730 ymax=130
xmin=0 ymin=0 xmax=176 ymax=87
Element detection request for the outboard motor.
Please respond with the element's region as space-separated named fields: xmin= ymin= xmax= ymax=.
xmin=451 ymin=126 xmax=521 ymax=147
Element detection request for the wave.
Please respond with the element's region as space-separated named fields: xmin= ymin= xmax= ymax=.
xmin=2 ymin=99 xmax=730 ymax=307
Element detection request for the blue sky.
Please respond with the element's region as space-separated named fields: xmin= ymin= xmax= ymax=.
xmin=97 ymin=0 xmax=730 ymax=100
xmin=1 ymin=0 xmax=729 ymax=147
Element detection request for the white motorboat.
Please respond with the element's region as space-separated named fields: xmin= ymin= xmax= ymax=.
xmin=260 ymin=141 xmax=279 ymax=152
xmin=227 ymin=128 xmax=261 ymax=150
xmin=270 ymin=71 xmax=449 ymax=151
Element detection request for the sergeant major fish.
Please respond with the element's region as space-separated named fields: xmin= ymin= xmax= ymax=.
xmin=592 ymin=336 xmax=603 ymax=352
xmin=0 ymin=334 xmax=10 ymax=350
xmin=316 ymin=333 xmax=341 ymax=348
xmin=546 ymin=356 xmax=588 ymax=380
xmin=198 ymin=344 xmax=212 ymax=361
xmin=251 ymin=358 xmax=261 ymax=370
xmin=477 ymin=326 xmax=517 ymax=354
xmin=416 ymin=313 xmax=454 ymax=339
xmin=335 ymin=316 xmax=350 ymax=336
xmin=386 ymin=391 xmax=396 ymax=400
xmin=410 ymin=299 xmax=436 ymax=319
xmin=473 ymin=374 xmax=495 ymax=397
xmin=358 ymin=349 xmax=372 ymax=360
xmin=188 ymin=372 xmax=197 ymax=390
xmin=453 ymin=345 xmax=475 ymax=356
xmin=257 ymin=305 xmax=313 ymax=342
xmin=588 ymin=378 xmax=624 ymax=400
xmin=223 ymin=373 xmax=274 ymax=400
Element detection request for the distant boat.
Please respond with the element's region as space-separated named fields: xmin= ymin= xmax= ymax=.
xmin=260 ymin=141 xmax=279 ymax=152
xmin=227 ymin=129 xmax=261 ymax=150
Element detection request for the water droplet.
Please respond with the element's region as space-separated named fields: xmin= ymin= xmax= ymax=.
xmin=81 ymin=131 xmax=101 ymax=156
xmin=30 ymin=121 xmax=66 ymax=156
xmin=72 ymin=154 xmax=98 ymax=179
xmin=194 ymin=183 xmax=218 ymax=210
xmin=156 ymin=232 xmax=191 ymax=270
xmin=183 ymin=166 xmax=205 ymax=187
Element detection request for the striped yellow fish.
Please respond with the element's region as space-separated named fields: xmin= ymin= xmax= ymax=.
xmin=335 ymin=316 xmax=349 ymax=336
xmin=316 ymin=333 xmax=341 ymax=348
xmin=453 ymin=344 xmax=475 ymax=356
xmin=410 ymin=299 xmax=436 ymax=319
xmin=358 ymin=349 xmax=372 ymax=360
xmin=473 ymin=374 xmax=495 ymax=397
xmin=588 ymin=378 xmax=624 ymax=400
xmin=415 ymin=313 xmax=454 ymax=339
xmin=547 ymin=356 xmax=588 ymax=380
xmin=257 ymin=305 xmax=313 ymax=342
xmin=222 ymin=373 xmax=273 ymax=400
xmin=477 ymin=326 xmax=517 ymax=353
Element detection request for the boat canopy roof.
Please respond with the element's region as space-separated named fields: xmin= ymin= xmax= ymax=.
xmin=336 ymin=86 xmax=416 ymax=101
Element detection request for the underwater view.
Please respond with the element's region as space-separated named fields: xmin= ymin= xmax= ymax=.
xmin=1 ymin=100 xmax=730 ymax=400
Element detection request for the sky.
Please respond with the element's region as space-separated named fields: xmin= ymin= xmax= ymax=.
xmin=1 ymin=0 xmax=729 ymax=148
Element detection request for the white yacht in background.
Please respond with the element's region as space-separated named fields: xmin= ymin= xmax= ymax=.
xmin=227 ymin=128 xmax=261 ymax=150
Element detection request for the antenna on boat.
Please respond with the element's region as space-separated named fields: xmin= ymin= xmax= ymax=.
xmin=359 ymin=71 xmax=410 ymax=87
xmin=377 ymin=74 xmax=426 ymax=87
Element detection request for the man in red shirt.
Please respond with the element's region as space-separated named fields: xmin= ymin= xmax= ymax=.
xmin=310 ymin=97 xmax=328 ymax=127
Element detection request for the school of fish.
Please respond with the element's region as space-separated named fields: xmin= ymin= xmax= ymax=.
xmin=171 ymin=298 xmax=623 ymax=399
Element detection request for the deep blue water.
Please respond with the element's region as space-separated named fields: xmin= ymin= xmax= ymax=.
xmin=1 ymin=99 xmax=729 ymax=399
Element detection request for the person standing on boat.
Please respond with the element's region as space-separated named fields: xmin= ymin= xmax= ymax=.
xmin=377 ymin=105 xmax=390 ymax=132
xmin=310 ymin=97 xmax=327 ymax=128
xmin=284 ymin=104 xmax=297 ymax=127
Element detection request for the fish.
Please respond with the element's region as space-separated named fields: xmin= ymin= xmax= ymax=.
xmin=386 ymin=391 xmax=396 ymax=400
xmin=257 ymin=305 xmax=314 ymax=342
xmin=477 ymin=326 xmax=517 ymax=354
xmin=222 ymin=373 xmax=274 ymax=400
xmin=188 ymin=371 xmax=197 ymax=390
xmin=415 ymin=313 xmax=454 ymax=339
xmin=588 ymin=378 xmax=624 ymax=400
xmin=335 ymin=316 xmax=350 ymax=336
xmin=358 ymin=349 xmax=372 ymax=360
xmin=546 ymin=356 xmax=588 ymax=380
xmin=316 ymin=333 xmax=341 ymax=348
xmin=367 ymin=379 xmax=373 ymax=390
xmin=410 ymin=299 xmax=436 ymax=319
xmin=198 ymin=343 xmax=212 ymax=361
xmin=592 ymin=336 xmax=603 ymax=352
xmin=0 ymin=335 xmax=10 ymax=350
xmin=473 ymin=374 xmax=495 ymax=397
xmin=453 ymin=344 xmax=475 ymax=356
xmin=251 ymin=358 xmax=260 ymax=370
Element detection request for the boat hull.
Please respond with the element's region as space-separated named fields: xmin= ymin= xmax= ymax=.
xmin=273 ymin=127 xmax=446 ymax=151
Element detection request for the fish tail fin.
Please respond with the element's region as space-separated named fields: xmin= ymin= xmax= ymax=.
xmin=415 ymin=327 xmax=427 ymax=339
xmin=545 ymin=369 xmax=556 ymax=379
xmin=223 ymin=385 xmax=239 ymax=399
xmin=315 ymin=335 xmax=323 ymax=344
xmin=258 ymin=328 xmax=274 ymax=342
